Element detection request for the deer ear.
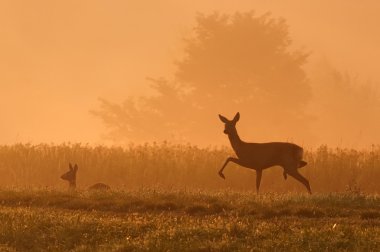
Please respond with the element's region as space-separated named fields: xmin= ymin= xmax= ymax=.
xmin=219 ymin=114 xmax=229 ymax=123
xmin=69 ymin=163 xmax=73 ymax=171
xmin=74 ymin=164 xmax=78 ymax=172
xmin=233 ymin=112 xmax=240 ymax=123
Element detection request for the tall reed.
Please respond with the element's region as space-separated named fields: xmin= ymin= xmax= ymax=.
xmin=0 ymin=143 xmax=378 ymax=192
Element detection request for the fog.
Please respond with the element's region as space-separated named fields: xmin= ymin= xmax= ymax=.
xmin=1 ymin=0 xmax=380 ymax=147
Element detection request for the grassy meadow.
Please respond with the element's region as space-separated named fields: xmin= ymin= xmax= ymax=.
xmin=0 ymin=143 xmax=379 ymax=251
xmin=0 ymin=190 xmax=379 ymax=251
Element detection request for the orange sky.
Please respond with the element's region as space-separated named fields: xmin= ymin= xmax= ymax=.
xmin=1 ymin=0 xmax=379 ymax=145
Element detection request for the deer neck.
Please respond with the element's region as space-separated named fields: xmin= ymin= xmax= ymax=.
xmin=228 ymin=128 xmax=243 ymax=153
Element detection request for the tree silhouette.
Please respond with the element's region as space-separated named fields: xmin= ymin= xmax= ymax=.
xmin=93 ymin=11 xmax=312 ymax=144
xmin=310 ymin=62 xmax=380 ymax=146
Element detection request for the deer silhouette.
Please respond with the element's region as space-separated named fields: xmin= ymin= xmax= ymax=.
xmin=60 ymin=163 xmax=111 ymax=191
xmin=218 ymin=112 xmax=311 ymax=194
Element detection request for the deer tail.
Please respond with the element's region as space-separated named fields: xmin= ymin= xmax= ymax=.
xmin=294 ymin=146 xmax=307 ymax=168
xmin=299 ymin=160 xmax=307 ymax=168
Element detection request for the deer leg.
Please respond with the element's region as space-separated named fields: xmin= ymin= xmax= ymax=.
xmin=287 ymin=170 xmax=312 ymax=194
xmin=283 ymin=170 xmax=287 ymax=180
xmin=218 ymin=157 xmax=241 ymax=179
xmin=256 ymin=169 xmax=262 ymax=193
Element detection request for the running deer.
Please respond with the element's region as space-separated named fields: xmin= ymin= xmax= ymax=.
xmin=60 ymin=163 xmax=111 ymax=191
xmin=218 ymin=112 xmax=311 ymax=194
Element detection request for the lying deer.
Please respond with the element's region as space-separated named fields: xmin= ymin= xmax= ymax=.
xmin=218 ymin=112 xmax=311 ymax=194
xmin=60 ymin=163 xmax=111 ymax=191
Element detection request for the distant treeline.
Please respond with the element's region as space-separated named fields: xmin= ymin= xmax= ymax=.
xmin=0 ymin=143 xmax=379 ymax=193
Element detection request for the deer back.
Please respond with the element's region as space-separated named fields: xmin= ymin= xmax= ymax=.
xmin=236 ymin=142 xmax=303 ymax=169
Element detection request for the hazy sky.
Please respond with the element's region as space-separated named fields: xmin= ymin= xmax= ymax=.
xmin=1 ymin=0 xmax=379 ymax=145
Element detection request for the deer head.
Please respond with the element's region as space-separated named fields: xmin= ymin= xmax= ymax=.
xmin=61 ymin=163 xmax=78 ymax=188
xmin=218 ymin=112 xmax=240 ymax=135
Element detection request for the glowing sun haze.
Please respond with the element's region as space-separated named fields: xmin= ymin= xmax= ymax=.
xmin=1 ymin=0 xmax=379 ymax=146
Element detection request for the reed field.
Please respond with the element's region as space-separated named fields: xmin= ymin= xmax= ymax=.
xmin=0 ymin=143 xmax=379 ymax=192
xmin=0 ymin=143 xmax=379 ymax=251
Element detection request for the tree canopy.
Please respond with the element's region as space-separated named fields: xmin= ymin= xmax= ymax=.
xmin=93 ymin=11 xmax=312 ymax=144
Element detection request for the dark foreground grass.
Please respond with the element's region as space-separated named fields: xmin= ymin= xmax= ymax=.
xmin=0 ymin=189 xmax=379 ymax=251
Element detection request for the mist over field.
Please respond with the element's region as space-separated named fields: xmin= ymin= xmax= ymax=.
xmin=0 ymin=0 xmax=380 ymax=148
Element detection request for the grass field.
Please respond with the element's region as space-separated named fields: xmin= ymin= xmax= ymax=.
xmin=0 ymin=189 xmax=379 ymax=251
xmin=0 ymin=143 xmax=379 ymax=251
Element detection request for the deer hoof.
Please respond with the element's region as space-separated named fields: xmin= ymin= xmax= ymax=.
xmin=218 ymin=172 xmax=225 ymax=179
